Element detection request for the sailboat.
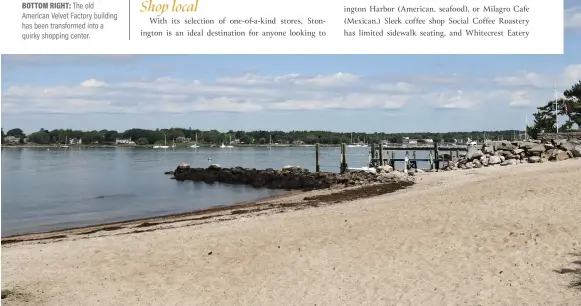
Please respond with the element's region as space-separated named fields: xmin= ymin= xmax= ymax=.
xmin=220 ymin=143 xmax=226 ymax=148
xmin=346 ymin=133 xmax=358 ymax=148
xmin=190 ymin=133 xmax=199 ymax=148
xmin=60 ymin=136 xmax=69 ymax=148
xmin=225 ymin=135 xmax=234 ymax=148
xmin=171 ymin=138 xmax=176 ymax=148
xmin=360 ymin=137 xmax=369 ymax=148
xmin=267 ymin=134 xmax=273 ymax=147
xmin=155 ymin=134 xmax=169 ymax=149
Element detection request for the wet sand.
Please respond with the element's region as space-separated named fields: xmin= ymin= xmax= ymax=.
xmin=2 ymin=160 xmax=581 ymax=305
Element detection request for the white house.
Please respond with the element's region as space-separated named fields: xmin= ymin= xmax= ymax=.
xmin=116 ymin=138 xmax=135 ymax=144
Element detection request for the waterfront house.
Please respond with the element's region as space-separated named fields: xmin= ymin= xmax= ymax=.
xmin=3 ymin=136 xmax=20 ymax=144
xmin=115 ymin=138 xmax=135 ymax=145
xmin=69 ymin=138 xmax=82 ymax=145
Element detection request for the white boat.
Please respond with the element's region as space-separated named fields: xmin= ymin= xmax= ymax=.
xmin=60 ymin=136 xmax=69 ymax=148
xmin=267 ymin=134 xmax=273 ymax=147
xmin=224 ymin=135 xmax=234 ymax=148
xmin=171 ymin=138 xmax=176 ymax=148
xmin=220 ymin=143 xmax=226 ymax=148
xmin=155 ymin=134 xmax=169 ymax=149
xmin=346 ymin=133 xmax=363 ymax=148
xmin=360 ymin=137 xmax=369 ymax=147
xmin=190 ymin=133 xmax=199 ymax=148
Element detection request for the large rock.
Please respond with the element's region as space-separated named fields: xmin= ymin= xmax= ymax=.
xmin=552 ymin=150 xmax=570 ymax=161
xmin=528 ymin=156 xmax=541 ymax=163
xmin=377 ymin=165 xmax=393 ymax=173
xmin=519 ymin=142 xmax=536 ymax=150
xmin=501 ymin=159 xmax=518 ymax=166
xmin=559 ymin=141 xmax=577 ymax=151
xmin=488 ymin=156 xmax=502 ymax=165
xmin=495 ymin=141 xmax=516 ymax=151
xmin=483 ymin=146 xmax=494 ymax=154
xmin=465 ymin=146 xmax=483 ymax=160
xmin=572 ymin=145 xmax=581 ymax=158
xmin=528 ymin=144 xmax=546 ymax=154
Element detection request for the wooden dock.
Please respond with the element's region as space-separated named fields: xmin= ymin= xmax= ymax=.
xmin=314 ymin=143 xmax=469 ymax=173
xmin=369 ymin=143 xmax=467 ymax=171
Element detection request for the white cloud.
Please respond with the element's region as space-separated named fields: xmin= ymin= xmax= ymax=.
xmin=491 ymin=64 xmax=581 ymax=90
xmin=508 ymin=91 xmax=532 ymax=108
xmin=565 ymin=7 xmax=581 ymax=30
xmin=2 ymin=65 xmax=580 ymax=115
xmin=81 ymin=79 xmax=107 ymax=88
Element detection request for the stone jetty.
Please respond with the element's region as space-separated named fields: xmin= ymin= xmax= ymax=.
xmin=168 ymin=164 xmax=409 ymax=191
xmin=445 ymin=137 xmax=581 ymax=170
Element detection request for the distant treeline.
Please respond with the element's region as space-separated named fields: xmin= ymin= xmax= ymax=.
xmin=2 ymin=127 xmax=526 ymax=145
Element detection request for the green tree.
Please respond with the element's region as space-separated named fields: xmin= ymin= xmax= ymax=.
xmin=562 ymin=80 xmax=581 ymax=130
xmin=1 ymin=128 xmax=5 ymax=143
xmin=6 ymin=128 xmax=24 ymax=137
xmin=527 ymin=80 xmax=581 ymax=138
xmin=28 ymin=131 xmax=51 ymax=144
xmin=527 ymin=100 xmax=565 ymax=139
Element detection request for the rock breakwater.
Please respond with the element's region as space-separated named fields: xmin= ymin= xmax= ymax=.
xmin=446 ymin=138 xmax=581 ymax=170
xmin=169 ymin=164 xmax=412 ymax=191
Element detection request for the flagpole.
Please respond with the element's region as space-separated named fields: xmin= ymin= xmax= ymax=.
xmin=554 ymin=84 xmax=558 ymax=134
xmin=525 ymin=114 xmax=528 ymax=140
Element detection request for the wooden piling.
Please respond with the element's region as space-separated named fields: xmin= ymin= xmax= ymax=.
xmin=315 ymin=143 xmax=320 ymax=172
xmin=378 ymin=145 xmax=384 ymax=166
xmin=434 ymin=142 xmax=440 ymax=170
xmin=340 ymin=143 xmax=347 ymax=174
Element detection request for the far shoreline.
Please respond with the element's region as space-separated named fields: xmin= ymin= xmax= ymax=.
xmin=1 ymin=144 xmax=332 ymax=149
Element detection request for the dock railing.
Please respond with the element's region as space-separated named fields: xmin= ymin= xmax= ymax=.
xmin=313 ymin=142 xmax=468 ymax=173
xmin=369 ymin=142 xmax=468 ymax=171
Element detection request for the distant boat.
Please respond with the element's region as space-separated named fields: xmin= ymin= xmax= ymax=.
xmin=220 ymin=143 xmax=226 ymax=148
xmin=360 ymin=137 xmax=369 ymax=148
xmin=224 ymin=135 xmax=234 ymax=148
xmin=190 ymin=133 xmax=199 ymax=148
xmin=155 ymin=134 xmax=169 ymax=149
xmin=60 ymin=136 xmax=69 ymax=148
xmin=171 ymin=138 xmax=176 ymax=148
xmin=346 ymin=133 xmax=362 ymax=148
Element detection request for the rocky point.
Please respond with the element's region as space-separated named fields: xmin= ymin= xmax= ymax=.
xmin=167 ymin=164 xmax=412 ymax=191
xmin=443 ymin=137 xmax=581 ymax=170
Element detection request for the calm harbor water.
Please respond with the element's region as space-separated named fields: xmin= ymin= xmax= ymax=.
xmin=1 ymin=146 xmax=429 ymax=236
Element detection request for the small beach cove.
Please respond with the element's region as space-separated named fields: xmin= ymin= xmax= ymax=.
xmin=1 ymin=146 xmax=383 ymax=237
xmin=2 ymin=159 xmax=580 ymax=305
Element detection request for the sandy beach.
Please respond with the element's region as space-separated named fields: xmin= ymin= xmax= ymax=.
xmin=2 ymin=160 xmax=580 ymax=305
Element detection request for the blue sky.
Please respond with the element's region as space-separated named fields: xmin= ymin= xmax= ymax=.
xmin=2 ymin=5 xmax=581 ymax=133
